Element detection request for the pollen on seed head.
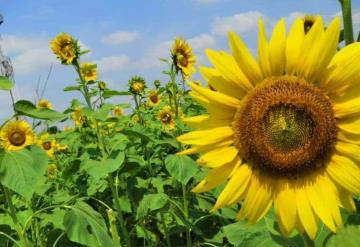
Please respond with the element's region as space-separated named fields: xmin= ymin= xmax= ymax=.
xmin=233 ymin=76 xmax=338 ymax=178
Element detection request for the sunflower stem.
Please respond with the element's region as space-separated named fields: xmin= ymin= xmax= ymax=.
xmin=73 ymin=59 xmax=93 ymax=110
xmin=302 ymin=233 xmax=315 ymax=247
xmin=1 ymin=185 xmax=29 ymax=247
xmin=339 ymin=0 xmax=354 ymax=45
xmin=182 ymin=184 xmax=192 ymax=247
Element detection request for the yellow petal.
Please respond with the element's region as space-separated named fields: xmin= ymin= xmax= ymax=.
xmin=176 ymin=139 xmax=233 ymax=155
xmin=338 ymin=131 xmax=360 ymax=144
xmin=228 ymin=31 xmax=263 ymax=84
xmin=269 ymin=19 xmax=286 ymax=76
xmin=326 ymin=154 xmax=360 ymax=195
xmin=197 ymin=146 xmax=238 ymax=168
xmin=177 ymin=127 xmax=233 ymax=145
xmin=257 ymin=19 xmax=271 ymax=77
xmin=212 ymin=163 xmax=252 ymax=210
xmin=334 ymin=97 xmax=360 ymax=118
xmin=274 ymin=179 xmax=297 ymax=236
xmin=199 ymin=66 xmax=247 ymax=99
xmin=286 ymin=17 xmax=305 ymax=75
xmin=182 ymin=115 xmax=232 ymax=130
xmin=321 ymin=42 xmax=360 ymax=94
xmin=204 ymin=51 xmax=253 ymax=93
xmin=306 ymin=174 xmax=337 ymax=232
xmin=237 ymin=173 xmax=273 ymax=224
xmin=192 ymin=161 xmax=236 ymax=193
xmin=295 ymin=183 xmax=318 ymax=239
xmin=300 ymin=17 xmax=340 ymax=83
xmin=336 ymin=141 xmax=360 ymax=163
xmin=338 ymin=118 xmax=360 ymax=135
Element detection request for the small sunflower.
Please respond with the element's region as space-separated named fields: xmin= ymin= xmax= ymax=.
xmin=37 ymin=133 xmax=56 ymax=157
xmin=98 ymin=81 xmax=107 ymax=90
xmin=47 ymin=164 xmax=58 ymax=179
xmin=171 ymin=37 xmax=196 ymax=78
xmin=158 ymin=106 xmax=175 ymax=131
xmin=177 ymin=17 xmax=360 ymax=239
xmin=37 ymin=99 xmax=53 ymax=110
xmin=50 ymin=32 xmax=78 ymax=64
xmin=80 ymin=62 xmax=97 ymax=82
xmin=71 ymin=107 xmax=86 ymax=127
xmin=148 ymin=90 xmax=161 ymax=106
xmin=129 ymin=76 xmax=146 ymax=95
xmin=0 ymin=120 xmax=35 ymax=151
xmin=112 ymin=106 xmax=123 ymax=117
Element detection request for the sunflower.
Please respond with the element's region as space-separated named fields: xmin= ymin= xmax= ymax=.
xmin=129 ymin=76 xmax=146 ymax=95
xmin=80 ymin=62 xmax=97 ymax=81
xmin=50 ymin=32 xmax=78 ymax=64
xmin=158 ymin=106 xmax=175 ymax=131
xmin=171 ymin=37 xmax=196 ymax=78
xmin=0 ymin=120 xmax=35 ymax=151
xmin=37 ymin=133 xmax=56 ymax=157
xmin=148 ymin=90 xmax=161 ymax=106
xmin=177 ymin=17 xmax=360 ymax=239
xmin=47 ymin=164 xmax=58 ymax=179
xmin=37 ymin=99 xmax=53 ymax=110
xmin=113 ymin=106 xmax=123 ymax=117
xmin=71 ymin=107 xmax=87 ymax=127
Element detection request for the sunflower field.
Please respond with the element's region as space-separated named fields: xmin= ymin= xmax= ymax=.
xmin=1 ymin=1 xmax=360 ymax=246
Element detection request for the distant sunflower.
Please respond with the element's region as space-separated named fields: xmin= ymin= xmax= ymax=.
xmin=47 ymin=164 xmax=58 ymax=179
xmin=0 ymin=120 xmax=35 ymax=151
xmin=71 ymin=107 xmax=86 ymax=127
xmin=50 ymin=32 xmax=77 ymax=64
xmin=158 ymin=106 xmax=175 ymax=131
xmin=37 ymin=99 xmax=53 ymax=110
xmin=80 ymin=62 xmax=97 ymax=81
xmin=171 ymin=37 xmax=196 ymax=78
xmin=113 ymin=106 xmax=123 ymax=117
xmin=177 ymin=17 xmax=360 ymax=239
xmin=129 ymin=76 xmax=146 ymax=95
xmin=148 ymin=90 xmax=161 ymax=106
xmin=37 ymin=133 xmax=56 ymax=157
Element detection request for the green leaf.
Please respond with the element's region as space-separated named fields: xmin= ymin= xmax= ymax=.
xmin=0 ymin=76 xmax=14 ymax=90
xmin=63 ymin=201 xmax=113 ymax=247
xmin=165 ymin=155 xmax=198 ymax=185
xmin=136 ymin=193 xmax=169 ymax=219
xmin=0 ymin=146 xmax=48 ymax=199
xmin=328 ymin=225 xmax=360 ymax=247
xmin=15 ymin=100 xmax=66 ymax=121
xmin=103 ymin=89 xmax=131 ymax=99
xmin=82 ymin=151 xmax=125 ymax=180
xmin=63 ymin=85 xmax=82 ymax=92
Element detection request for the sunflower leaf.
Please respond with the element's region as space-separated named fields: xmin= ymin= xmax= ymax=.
xmin=0 ymin=146 xmax=48 ymax=199
xmin=165 ymin=154 xmax=199 ymax=185
xmin=14 ymin=100 xmax=66 ymax=121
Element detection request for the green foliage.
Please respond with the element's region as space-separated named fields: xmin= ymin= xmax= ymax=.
xmin=165 ymin=154 xmax=199 ymax=185
xmin=15 ymin=100 xmax=66 ymax=121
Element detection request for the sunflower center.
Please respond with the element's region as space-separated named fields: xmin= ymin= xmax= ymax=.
xmin=150 ymin=95 xmax=158 ymax=103
xmin=9 ymin=131 xmax=26 ymax=146
xmin=233 ymin=76 xmax=338 ymax=177
xmin=162 ymin=113 xmax=172 ymax=124
xmin=42 ymin=141 xmax=52 ymax=150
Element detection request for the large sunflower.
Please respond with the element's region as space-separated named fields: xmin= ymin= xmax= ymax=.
xmin=177 ymin=17 xmax=360 ymax=239
xmin=50 ymin=32 xmax=77 ymax=64
xmin=0 ymin=120 xmax=35 ymax=151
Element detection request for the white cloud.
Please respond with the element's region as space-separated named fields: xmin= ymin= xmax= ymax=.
xmin=136 ymin=40 xmax=172 ymax=69
xmin=1 ymin=34 xmax=47 ymax=54
xmin=188 ymin=33 xmax=216 ymax=51
xmin=96 ymin=55 xmax=131 ymax=72
xmin=211 ymin=11 xmax=266 ymax=36
xmin=101 ymin=31 xmax=140 ymax=45
xmin=352 ymin=9 xmax=360 ymax=25
xmin=193 ymin=0 xmax=219 ymax=5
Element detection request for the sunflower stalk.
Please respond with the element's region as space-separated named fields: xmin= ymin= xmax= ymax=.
xmin=182 ymin=184 xmax=192 ymax=247
xmin=339 ymin=0 xmax=354 ymax=45
xmin=73 ymin=59 xmax=93 ymax=110
xmin=170 ymin=64 xmax=179 ymax=117
xmin=1 ymin=185 xmax=29 ymax=247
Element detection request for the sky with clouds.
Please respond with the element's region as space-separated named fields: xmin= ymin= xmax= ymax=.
xmin=0 ymin=0 xmax=360 ymax=120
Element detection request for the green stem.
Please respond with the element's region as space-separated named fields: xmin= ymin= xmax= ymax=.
xmin=182 ymin=184 xmax=191 ymax=247
xmin=302 ymin=233 xmax=315 ymax=247
xmin=339 ymin=0 xmax=354 ymax=45
xmin=133 ymin=95 xmax=143 ymax=124
xmin=2 ymin=186 xmax=28 ymax=247
xmin=170 ymin=65 xmax=179 ymax=117
xmin=108 ymin=175 xmax=132 ymax=247
xmin=73 ymin=60 xmax=92 ymax=109
xmin=0 ymin=231 xmax=20 ymax=247
xmin=160 ymin=212 xmax=172 ymax=247
xmin=107 ymin=209 xmax=121 ymax=247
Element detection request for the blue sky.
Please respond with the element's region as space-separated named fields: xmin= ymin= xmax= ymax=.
xmin=0 ymin=0 xmax=359 ymax=120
